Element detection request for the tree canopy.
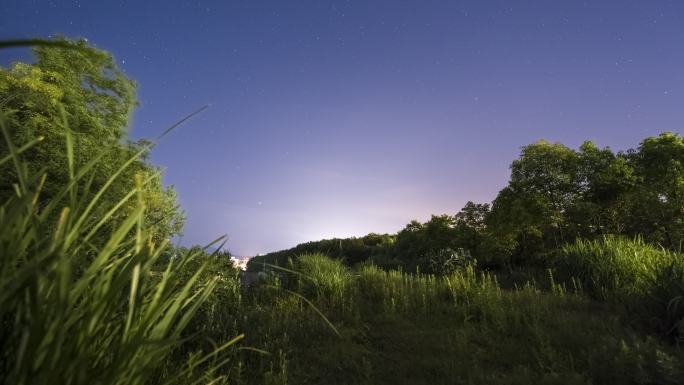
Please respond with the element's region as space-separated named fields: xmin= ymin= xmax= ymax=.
xmin=485 ymin=133 xmax=683 ymax=265
xmin=0 ymin=38 xmax=183 ymax=244
xmin=250 ymin=132 xmax=684 ymax=272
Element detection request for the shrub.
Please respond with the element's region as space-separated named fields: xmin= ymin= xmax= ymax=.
xmin=425 ymin=247 xmax=475 ymax=275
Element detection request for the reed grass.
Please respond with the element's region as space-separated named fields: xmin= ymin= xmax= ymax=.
xmin=217 ymin=253 xmax=684 ymax=384
xmin=0 ymin=113 xmax=240 ymax=385
xmin=559 ymin=236 xmax=684 ymax=343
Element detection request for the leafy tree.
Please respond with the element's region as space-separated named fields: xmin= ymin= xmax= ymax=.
xmin=624 ymin=132 xmax=684 ymax=248
xmin=253 ymin=133 xmax=683 ymax=273
xmin=394 ymin=215 xmax=459 ymax=272
xmin=0 ymin=38 xmax=183 ymax=244
xmin=486 ymin=185 xmax=546 ymax=264
xmin=453 ymin=201 xmax=490 ymax=258
xmin=569 ymin=141 xmax=636 ymax=238
xmin=486 ymin=141 xmax=582 ymax=263
xmin=247 ymin=233 xmax=396 ymax=271
xmin=486 ymin=134 xmax=682 ymax=265
xmin=425 ymin=247 xmax=475 ymax=275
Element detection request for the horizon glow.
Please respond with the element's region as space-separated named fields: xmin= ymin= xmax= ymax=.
xmin=1 ymin=0 xmax=682 ymax=256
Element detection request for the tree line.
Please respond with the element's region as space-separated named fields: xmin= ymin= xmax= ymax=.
xmin=2 ymin=37 xmax=680 ymax=275
xmin=250 ymin=132 xmax=684 ymax=273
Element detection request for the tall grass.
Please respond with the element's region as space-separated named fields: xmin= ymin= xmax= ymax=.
xmin=558 ymin=236 xmax=684 ymax=343
xmin=239 ymin=253 xmax=684 ymax=384
xmin=292 ymin=253 xmax=353 ymax=310
xmin=357 ymin=265 xmax=445 ymax=314
xmin=0 ymin=115 xmax=239 ymax=385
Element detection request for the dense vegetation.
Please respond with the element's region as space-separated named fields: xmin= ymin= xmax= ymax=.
xmin=1 ymin=38 xmax=683 ymax=384
xmin=251 ymin=132 xmax=684 ymax=273
xmin=0 ymin=38 xmax=184 ymax=245
xmin=0 ymin=39 xmax=238 ymax=385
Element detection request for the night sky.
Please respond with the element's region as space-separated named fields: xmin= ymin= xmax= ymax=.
xmin=1 ymin=1 xmax=683 ymax=256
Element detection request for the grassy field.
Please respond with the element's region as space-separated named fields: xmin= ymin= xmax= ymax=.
xmin=182 ymin=251 xmax=683 ymax=385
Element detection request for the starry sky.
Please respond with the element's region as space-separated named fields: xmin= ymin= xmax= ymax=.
xmin=1 ymin=1 xmax=683 ymax=256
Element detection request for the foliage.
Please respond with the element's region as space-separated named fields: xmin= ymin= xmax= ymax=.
xmin=292 ymin=253 xmax=353 ymax=308
xmin=425 ymin=247 xmax=475 ymax=275
xmin=394 ymin=215 xmax=456 ymax=271
xmin=488 ymin=133 xmax=683 ymax=265
xmin=623 ymin=133 xmax=684 ymax=249
xmin=0 ymin=114 xmax=236 ymax=385
xmin=0 ymin=38 xmax=184 ymax=245
xmin=453 ymin=201 xmax=490 ymax=258
xmin=557 ymin=237 xmax=684 ymax=343
xmin=248 ymin=233 xmax=396 ymax=271
xmin=4 ymin=37 xmax=684 ymax=385
xmin=226 ymin=254 xmax=684 ymax=385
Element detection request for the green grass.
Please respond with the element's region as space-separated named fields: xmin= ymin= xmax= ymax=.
xmin=558 ymin=236 xmax=684 ymax=342
xmin=183 ymin=253 xmax=684 ymax=385
xmin=292 ymin=252 xmax=354 ymax=311
xmin=0 ymin=114 xmax=240 ymax=385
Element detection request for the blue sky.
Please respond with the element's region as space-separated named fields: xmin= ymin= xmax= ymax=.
xmin=2 ymin=0 xmax=683 ymax=255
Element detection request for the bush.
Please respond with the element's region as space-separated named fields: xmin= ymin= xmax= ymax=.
xmin=425 ymin=247 xmax=475 ymax=275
